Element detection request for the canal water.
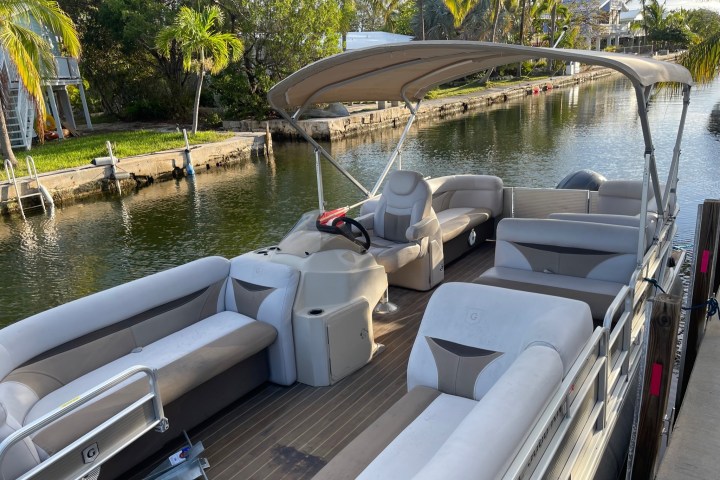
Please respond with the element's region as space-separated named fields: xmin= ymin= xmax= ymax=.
xmin=1 ymin=75 xmax=718 ymax=326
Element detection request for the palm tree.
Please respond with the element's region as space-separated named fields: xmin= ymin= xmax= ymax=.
xmin=443 ymin=0 xmax=481 ymax=36
xmin=0 ymin=0 xmax=80 ymax=166
xmin=680 ymin=32 xmax=720 ymax=84
xmin=157 ymin=6 xmax=242 ymax=135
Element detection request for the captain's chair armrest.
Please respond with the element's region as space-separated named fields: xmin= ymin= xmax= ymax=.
xmin=406 ymin=216 xmax=439 ymax=242
xmin=354 ymin=212 xmax=375 ymax=231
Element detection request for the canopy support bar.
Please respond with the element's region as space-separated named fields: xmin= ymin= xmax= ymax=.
xmin=370 ymin=99 xmax=421 ymax=196
xmin=277 ymin=108 xmax=371 ymax=198
xmin=664 ymin=85 xmax=691 ymax=216
xmin=634 ymin=85 xmax=664 ymax=218
xmin=315 ymin=148 xmax=325 ymax=212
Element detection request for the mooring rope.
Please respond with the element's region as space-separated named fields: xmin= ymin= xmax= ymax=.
xmin=643 ymin=277 xmax=719 ymax=318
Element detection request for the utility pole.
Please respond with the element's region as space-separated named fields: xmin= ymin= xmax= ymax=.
xmin=420 ymin=0 xmax=425 ymax=40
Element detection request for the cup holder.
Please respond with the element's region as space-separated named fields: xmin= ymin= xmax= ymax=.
xmin=308 ymin=309 xmax=324 ymax=316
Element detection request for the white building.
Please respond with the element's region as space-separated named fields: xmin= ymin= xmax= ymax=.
xmin=344 ymin=32 xmax=413 ymax=51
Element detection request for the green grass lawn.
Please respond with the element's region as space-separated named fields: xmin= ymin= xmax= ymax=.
xmin=8 ymin=130 xmax=233 ymax=177
xmin=426 ymin=75 xmax=552 ymax=99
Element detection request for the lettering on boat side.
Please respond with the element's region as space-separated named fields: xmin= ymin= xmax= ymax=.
xmin=82 ymin=442 xmax=100 ymax=464
xmin=520 ymin=402 xmax=566 ymax=479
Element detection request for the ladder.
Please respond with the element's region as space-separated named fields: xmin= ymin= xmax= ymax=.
xmin=3 ymin=156 xmax=51 ymax=219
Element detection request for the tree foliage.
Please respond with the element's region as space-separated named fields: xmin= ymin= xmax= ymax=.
xmin=156 ymin=5 xmax=241 ymax=134
xmin=636 ymin=1 xmax=695 ymax=50
xmin=213 ymin=0 xmax=342 ymax=119
xmin=1 ymin=0 xmax=80 ymax=165
xmin=59 ymin=0 xmax=194 ymax=120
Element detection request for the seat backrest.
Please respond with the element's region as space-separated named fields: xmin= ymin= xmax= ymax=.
xmin=374 ymin=170 xmax=432 ymax=243
xmin=407 ymin=282 xmax=592 ymax=401
xmin=225 ymin=255 xmax=300 ymax=385
xmin=0 ymin=256 xmax=230 ymax=384
xmin=428 ymin=175 xmax=503 ymax=217
xmin=593 ymin=180 xmax=658 ymax=215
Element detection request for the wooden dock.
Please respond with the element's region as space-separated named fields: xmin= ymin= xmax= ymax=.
xmin=656 ymin=293 xmax=720 ymax=480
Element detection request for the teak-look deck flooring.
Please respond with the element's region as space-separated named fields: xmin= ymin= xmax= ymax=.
xmin=135 ymin=243 xmax=494 ymax=480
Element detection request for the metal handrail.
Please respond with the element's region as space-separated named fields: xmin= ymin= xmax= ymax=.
xmin=506 ymin=328 xmax=605 ymax=478
xmin=0 ymin=365 xmax=165 ymax=468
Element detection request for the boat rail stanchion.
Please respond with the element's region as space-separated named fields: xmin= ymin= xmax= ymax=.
xmin=374 ymin=287 xmax=398 ymax=315
xmin=315 ymin=148 xmax=325 ymax=212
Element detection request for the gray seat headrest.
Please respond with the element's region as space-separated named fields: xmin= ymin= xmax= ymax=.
xmin=386 ymin=170 xmax=424 ymax=196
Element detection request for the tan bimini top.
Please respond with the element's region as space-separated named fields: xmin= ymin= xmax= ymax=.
xmin=268 ymin=41 xmax=693 ymax=111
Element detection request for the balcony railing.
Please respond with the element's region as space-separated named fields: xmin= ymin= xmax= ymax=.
xmin=1 ymin=51 xmax=80 ymax=83
xmin=51 ymin=56 xmax=81 ymax=80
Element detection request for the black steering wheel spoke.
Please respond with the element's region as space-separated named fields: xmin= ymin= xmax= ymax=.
xmin=330 ymin=216 xmax=371 ymax=251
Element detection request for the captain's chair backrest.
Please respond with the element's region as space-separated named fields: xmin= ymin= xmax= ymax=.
xmin=374 ymin=170 xmax=432 ymax=243
xmin=594 ymin=180 xmax=663 ymax=216
xmin=407 ymin=283 xmax=592 ymax=401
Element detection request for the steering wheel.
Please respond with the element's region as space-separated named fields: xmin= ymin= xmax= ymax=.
xmin=329 ymin=216 xmax=371 ymax=251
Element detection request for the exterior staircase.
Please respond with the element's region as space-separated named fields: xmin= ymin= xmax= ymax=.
xmin=0 ymin=49 xmax=35 ymax=151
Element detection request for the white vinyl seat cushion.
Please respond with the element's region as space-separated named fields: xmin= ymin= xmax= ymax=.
xmin=435 ymin=207 xmax=492 ymax=243
xmin=368 ymin=237 xmax=422 ymax=272
xmin=478 ymin=266 xmax=625 ymax=320
xmin=414 ymin=346 xmax=563 ymax=479
xmin=548 ymin=212 xmax=657 ymax=250
xmin=23 ymin=312 xmax=277 ymax=455
xmin=357 ymin=393 xmax=477 ymax=479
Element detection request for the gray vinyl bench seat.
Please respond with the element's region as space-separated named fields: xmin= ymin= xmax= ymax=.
xmin=315 ymin=283 xmax=592 ymax=479
xmin=0 ymin=255 xmax=299 ymax=480
xmin=549 ymin=179 xmax=667 ymax=248
xmin=475 ymin=218 xmax=639 ymax=322
xmin=19 ymin=313 xmax=277 ymax=458
xmin=427 ymin=175 xmax=503 ymax=263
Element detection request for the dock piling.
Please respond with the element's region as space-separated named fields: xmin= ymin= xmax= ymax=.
xmin=677 ymin=199 xmax=720 ymax=413
xmin=632 ymin=291 xmax=682 ymax=479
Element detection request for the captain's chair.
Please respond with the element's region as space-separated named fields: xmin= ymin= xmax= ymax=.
xmin=358 ymin=170 xmax=444 ymax=301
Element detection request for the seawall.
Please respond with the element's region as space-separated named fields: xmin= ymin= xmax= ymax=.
xmin=226 ymin=67 xmax=614 ymax=141
xmin=1 ymin=133 xmax=267 ymax=214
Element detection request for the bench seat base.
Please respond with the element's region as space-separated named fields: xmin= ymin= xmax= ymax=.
xmin=442 ymin=219 xmax=494 ymax=265
xmin=476 ymin=266 xmax=624 ymax=322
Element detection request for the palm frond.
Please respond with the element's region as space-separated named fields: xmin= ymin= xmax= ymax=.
xmin=443 ymin=0 xmax=480 ymax=28
xmin=0 ymin=20 xmax=54 ymax=116
xmin=156 ymin=5 xmax=241 ymax=75
xmin=679 ymin=32 xmax=720 ymax=84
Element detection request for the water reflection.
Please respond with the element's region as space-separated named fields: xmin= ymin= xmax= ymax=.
xmin=1 ymin=75 xmax=719 ymax=325
xmin=710 ymin=102 xmax=720 ymax=137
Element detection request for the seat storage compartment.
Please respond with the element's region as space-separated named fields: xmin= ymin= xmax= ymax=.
xmin=294 ymin=299 xmax=373 ymax=386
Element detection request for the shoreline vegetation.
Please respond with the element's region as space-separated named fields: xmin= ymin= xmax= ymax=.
xmin=8 ymin=130 xmax=233 ymax=177
xmin=8 ymin=71 xmax=579 ymax=179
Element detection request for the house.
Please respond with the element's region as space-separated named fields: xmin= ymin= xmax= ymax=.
xmin=0 ymin=13 xmax=91 ymax=151
xmin=343 ymin=32 xmax=413 ymax=51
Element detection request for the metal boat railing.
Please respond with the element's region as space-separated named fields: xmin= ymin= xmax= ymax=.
xmin=497 ymin=186 xmax=681 ymax=479
xmin=0 ymin=365 xmax=168 ymax=480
